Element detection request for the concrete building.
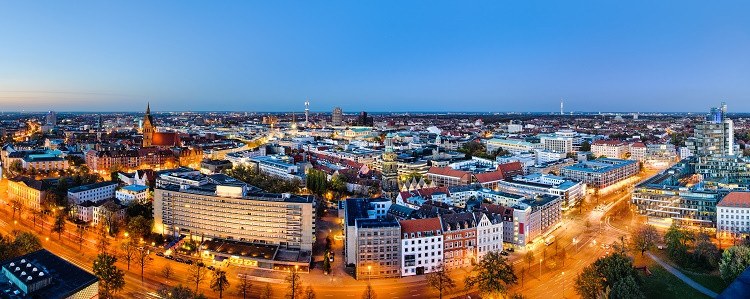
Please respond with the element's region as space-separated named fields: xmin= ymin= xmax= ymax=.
xmin=153 ymin=173 xmax=316 ymax=251
xmin=344 ymin=197 xmax=393 ymax=265
xmin=486 ymin=139 xmax=543 ymax=155
xmin=399 ymin=218 xmax=443 ymax=276
xmin=474 ymin=211 xmax=504 ymax=260
xmin=74 ymin=199 xmax=127 ymax=226
xmin=717 ymin=192 xmax=750 ymax=239
xmin=498 ymin=173 xmax=585 ymax=210
xmin=426 ymin=167 xmax=473 ymax=187
xmin=539 ymin=134 xmax=573 ymax=154
xmin=6 ymin=176 xmax=53 ymax=211
xmin=67 ymin=181 xmax=118 ymax=205
xmin=561 ymin=158 xmax=638 ymax=189
xmin=332 ymin=107 xmax=343 ymax=126
xmin=249 ymin=155 xmax=306 ymax=181
xmin=591 ymin=140 xmax=629 ymax=159
xmin=512 ymin=195 xmax=562 ymax=247
xmin=354 ymin=218 xmax=401 ymax=279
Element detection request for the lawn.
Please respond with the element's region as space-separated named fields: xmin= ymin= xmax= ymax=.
xmin=634 ymin=254 xmax=712 ymax=299
xmin=650 ymin=250 xmax=729 ymax=294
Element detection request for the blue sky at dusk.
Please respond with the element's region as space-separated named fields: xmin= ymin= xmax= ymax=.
xmin=1 ymin=1 xmax=749 ymax=112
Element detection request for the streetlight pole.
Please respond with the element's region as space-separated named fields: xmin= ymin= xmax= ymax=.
xmin=539 ymin=258 xmax=543 ymax=278
xmin=562 ymin=271 xmax=565 ymax=299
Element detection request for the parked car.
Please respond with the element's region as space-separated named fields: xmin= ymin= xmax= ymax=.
xmin=184 ymin=259 xmax=193 ymax=265
xmin=165 ymin=255 xmax=174 ymax=260
xmin=156 ymin=252 xmax=164 ymax=257
xmin=175 ymin=258 xmax=184 ymax=263
xmin=207 ymin=266 xmax=215 ymax=271
xmin=198 ymin=262 xmax=205 ymax=267
xmin=500 ymin=251 xmax=509 ymax=256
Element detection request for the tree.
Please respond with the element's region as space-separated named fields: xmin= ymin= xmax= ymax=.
xmin=120 ymin=239 xmax=137 ymax=271
xmin=92 ymin=253 xmax=125 ymax=299
xmin=303 ymin=285 xmax=316 ymax=299
xmin=8 ymin=160 xmax=23 ymax=176
xmin=236 ymin=273 xmax=252 ymax=299
xmin=559 ymin=247 xmax=567 ymax=267
xmin=720 ymin=246 xmax=750 ymax=282
xmin=52 ymin=212 xmax=66 ymax=241
xmin=464 ymin=251 xmax=518 ymax=298
xmin=585 ymin=220 xmax=591 ymax=231
xmin=322 ymin=253 xmax=331 ymax=274
xmin=96 ymin=223 xmax=110 ymax=254
xmin=187 ymin=261 xmax=209 ymax=292
xmin=693 ymin=231 xmax=720 ymax=269
xmin=100 ymin=200 xmax=122 ymax=236
xmin=260 ymin=283 xmax=274 ymax=299
xmin=162 ymin=263 xmax=174 ymax=282
xmin=609 ymin=275 xmax=645 ymax=299
xmin=127 ymin=215 xmax=153 ymax=240
xmin=519 ymin=266 xmax=526 ymax=287
xmin=580 ymin=141 xmax=591 ymax=152
xmin=13 ymin=232 xmax=42 ymax=255
xmin=574 ymin=253 xmax=640 ymax=299
xmin=664 ymin=225 xmax=693 ymax=265
xmin=525 ymin=250 xmax=535 ymax=270
xmin=158 ymin=285 xmax=208 ymax=299
xmin=632 ymin=225 xmax=658 ymax=256
xmin=210 ymin=269 xmax=231 ymax=298
xmin=135 ymin=246 xmax=151 ymax=282
xmin=10 ymin=199 xmax=23 ymax=219
xmin=426 ymin=264 xmax=456 ymax=299
xmin=361 ymin=284 xmax=377 ymax=299
xmin=285 ymin=267 xmax=304 ymax=299
xmin=75 ymin=225 xmax=86 ymax=251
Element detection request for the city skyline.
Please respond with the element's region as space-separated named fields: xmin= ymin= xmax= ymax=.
xmin=2 ymin=1 xmax=750 ymax=112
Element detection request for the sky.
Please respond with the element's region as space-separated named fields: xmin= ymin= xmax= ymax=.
xmin=1 ymin=1 xmax=750 ymax=113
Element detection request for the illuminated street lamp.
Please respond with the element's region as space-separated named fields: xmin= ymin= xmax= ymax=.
xmin=539 ymin=258 xmax=543 ymax=278
xmin=368 ymin=265 xmax=372 ymax=282
xmin=562 ymin=271 xmax=565 ymax=298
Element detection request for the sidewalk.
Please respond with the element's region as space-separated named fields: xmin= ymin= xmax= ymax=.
xmin=646 ymin=252 xmax=718 ymax=298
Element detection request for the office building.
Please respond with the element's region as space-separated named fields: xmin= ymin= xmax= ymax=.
xmin=486 ymin=139 xmax=543 ymax=155
xmin=332 ymin=107 xmax=343 ymax=126
xmin=344 ymin=198 xmax=393 ymax=265
xmin=717 ymin=192 xmax=750 ymax=238
xmin=6 ymin=176 xmax=53 ymax=211
xmin=561 ymin=158 xmax=638 ymax=189
xmin=153 ymin=173 xmax=316 ymax=251
xmin=115 ymin=184 xmax=150 ymax=204
xmin=591 ymin=140 xmax=629 ymax=159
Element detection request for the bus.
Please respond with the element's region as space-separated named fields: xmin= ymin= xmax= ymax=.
xmin=544 ymin=235 xmax=556 ymax=246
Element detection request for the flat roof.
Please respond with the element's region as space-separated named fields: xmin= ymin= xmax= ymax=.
xmin=0 ymin=249 xmax=98 ymax=299
xmin=68 ymin=181 xmax=118 ymax=193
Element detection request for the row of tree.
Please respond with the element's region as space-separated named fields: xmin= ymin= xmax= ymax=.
xmin=223 ymin=165 xmax=303 ymax=193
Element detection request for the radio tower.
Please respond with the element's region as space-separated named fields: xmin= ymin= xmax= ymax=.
xmin=560 ymin=99 xmax=564 ymax=115
xmin=304 ymin=101 xmax=310 ymax=124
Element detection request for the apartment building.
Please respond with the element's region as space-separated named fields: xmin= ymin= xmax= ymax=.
xmin=486 ymin=139 xmax=543 ymax=155
xmin=354 ymin=218 xmax=401 ymax=279
xmin=6 ymin=176 xmax=53 ymax=210
xmin=115 ymin=184 xmax=150 ymax=204
xmin=399 ymin=218 xmax=443 ymax=276
xmin=426 ymin=167 xmax=473 ymax=187
xmin=440 ymin=212 xmax=477 ymax=269
xmin=474 ymin=211 xmax=503 ymax=260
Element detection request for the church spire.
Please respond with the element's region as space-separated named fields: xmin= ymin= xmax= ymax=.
xmin=146 ymin=102 xmax=151 ymax=115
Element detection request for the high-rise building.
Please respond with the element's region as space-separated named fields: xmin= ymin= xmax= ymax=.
xmin=357 ymin=111 xmax=373 ymax=126
xmin=45 ymin=111 xmax=56 ymax=126
xmin=381 ymin=133 xmax=399 ymax=199
xmin=332 ymin=107 xmax=343 ymax=126
xmin=688 ymin=102 xmax=734 ymax=157
xmin=304 ymin=101 xmax=310 ymax=124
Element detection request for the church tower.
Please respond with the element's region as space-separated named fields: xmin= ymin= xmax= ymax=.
xmin=142 ymin=103 xmax=154 ymax=147
xmin=381 ymin=133 xmax=399 ymax=200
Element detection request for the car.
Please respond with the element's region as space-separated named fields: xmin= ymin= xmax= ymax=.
xmin=184 ymin=260 xmax=193 ymax=265
xmin=207 ymin=266 xmax=215 ymax=271
xmin=165 ymin=255 xmax=174 ymax=260
xmin=175 ymin=258 xmax=184 ymax=263
xmin=500 ymin=251 xmax=509 ymax=256
xmin=507 ymin=247 xmax=514 ymax=252
xmin=156 ymin=252 xmax=165 ymax=257
xmin=198 ymin=262 xmax=206 ymax=267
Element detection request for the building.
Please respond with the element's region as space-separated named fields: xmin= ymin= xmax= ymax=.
xmin=116 ymin=184 xmax=150 ymax=204
xmin=426 ymin=167 xmax=473 ymax=187
xmin=0 ymin=249 xmax=98 ymax=298
xmin=399 ymin=217 xmax=443 ymax=277
xmin=153 ymin=173 xmax=316 ymax=251
xmin=249 ymin=155 xmax=306 ymax=181
xmin=67 ymin=181 xmax=118 ymax=205
xmin=381 ymin=133 xmax=400 ymax=199
xmin=561 ymin=158 xmax=638 ymax=189
xmin=486 ymin=139 xmax=542 ymax=155
xmin=512 ymin=195 xmax=562 ymax=247
xmin=354 ymin=218 xmax=401 ymax=279
xmin=716 ymin=192 xmax=750 ymax=239
xmin=630 ymin=142 xmax=647 ymax=161
xmin=440 ymin=212 xmax=477 ymax=269
xmin=631 ymin=160 xmax=724 ymax=228
xmin=344 ymin=197 xmax=393 ymax=265
xmin=332 ymin=107 xmax=343 ymax=126
xmin=474 ymin=211 xmax=503 ymax=260
xmin=142 ymin=104 xmax=181 ymax=148
xmin=539 ymin=134 xmax=573 ymax=154
xmin=74 ymin=199 xmax=127 ymax=226
xmin=21 ymin=155 xmax=69 ymax=171
xmin=199 ymin=159 xmax=233 ymax=174
xmin=6 ymin=176 xmax=53 ymax=211
xmin=591 ymin=140 xmax=629 ymax=159
xmin=357 ymin=111 xmax=373 ymax=127
xmin=498 ymin=173 xmax=585 ymax=210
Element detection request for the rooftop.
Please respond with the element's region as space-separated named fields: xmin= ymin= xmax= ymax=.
xmin=717 ymin=192 xmax=750 ymax=208
xmin=0 ymin=249 xmax=98 ymax=299
xmin=68 ymin=181 xmax=118 ymax=193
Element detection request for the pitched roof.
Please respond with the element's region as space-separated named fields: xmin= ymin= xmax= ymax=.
xmin=718 ymin=192 xmax=750 ymax=208
xmin=152 ymin=132 xmax=180 ymax=147
xmin=440 ymin=212 xmax=476 ymax=231
xmin=427 ymin=167 xmax=471 ymax=179
xmin=474 ymin=170 xmax=505 ymax=183
xmin=592 ymin=139 xmax=627 ymax=146
xmin=400 ymin=217 xmax=442 ymax=236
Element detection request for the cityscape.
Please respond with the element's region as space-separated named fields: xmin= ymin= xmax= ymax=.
xmin=2 ymin=2 xmax=750 ymax=299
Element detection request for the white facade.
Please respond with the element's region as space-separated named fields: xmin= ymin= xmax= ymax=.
xmin=67 ymin=182 xmax=118 ymax=204
xmin=717 ymin=192 xmax=750 ymax=238
xmin=399 ymin=218 xmax=443 ymax=277
xmin=115 ymin=185 xmax=150 ymax=204
xmin=540 ymin=135 xmax=573 ymax=154
xmin=475 ymin=212 xmax=503 ymax=260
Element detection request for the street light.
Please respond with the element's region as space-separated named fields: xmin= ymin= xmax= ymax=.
xmin=367 ymin=265 xmax=372 ymax=282
xmin=562 ymin=271 xmax=565 ymax=299
xmin=539 ymin=258 xmax=543 ymax=278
